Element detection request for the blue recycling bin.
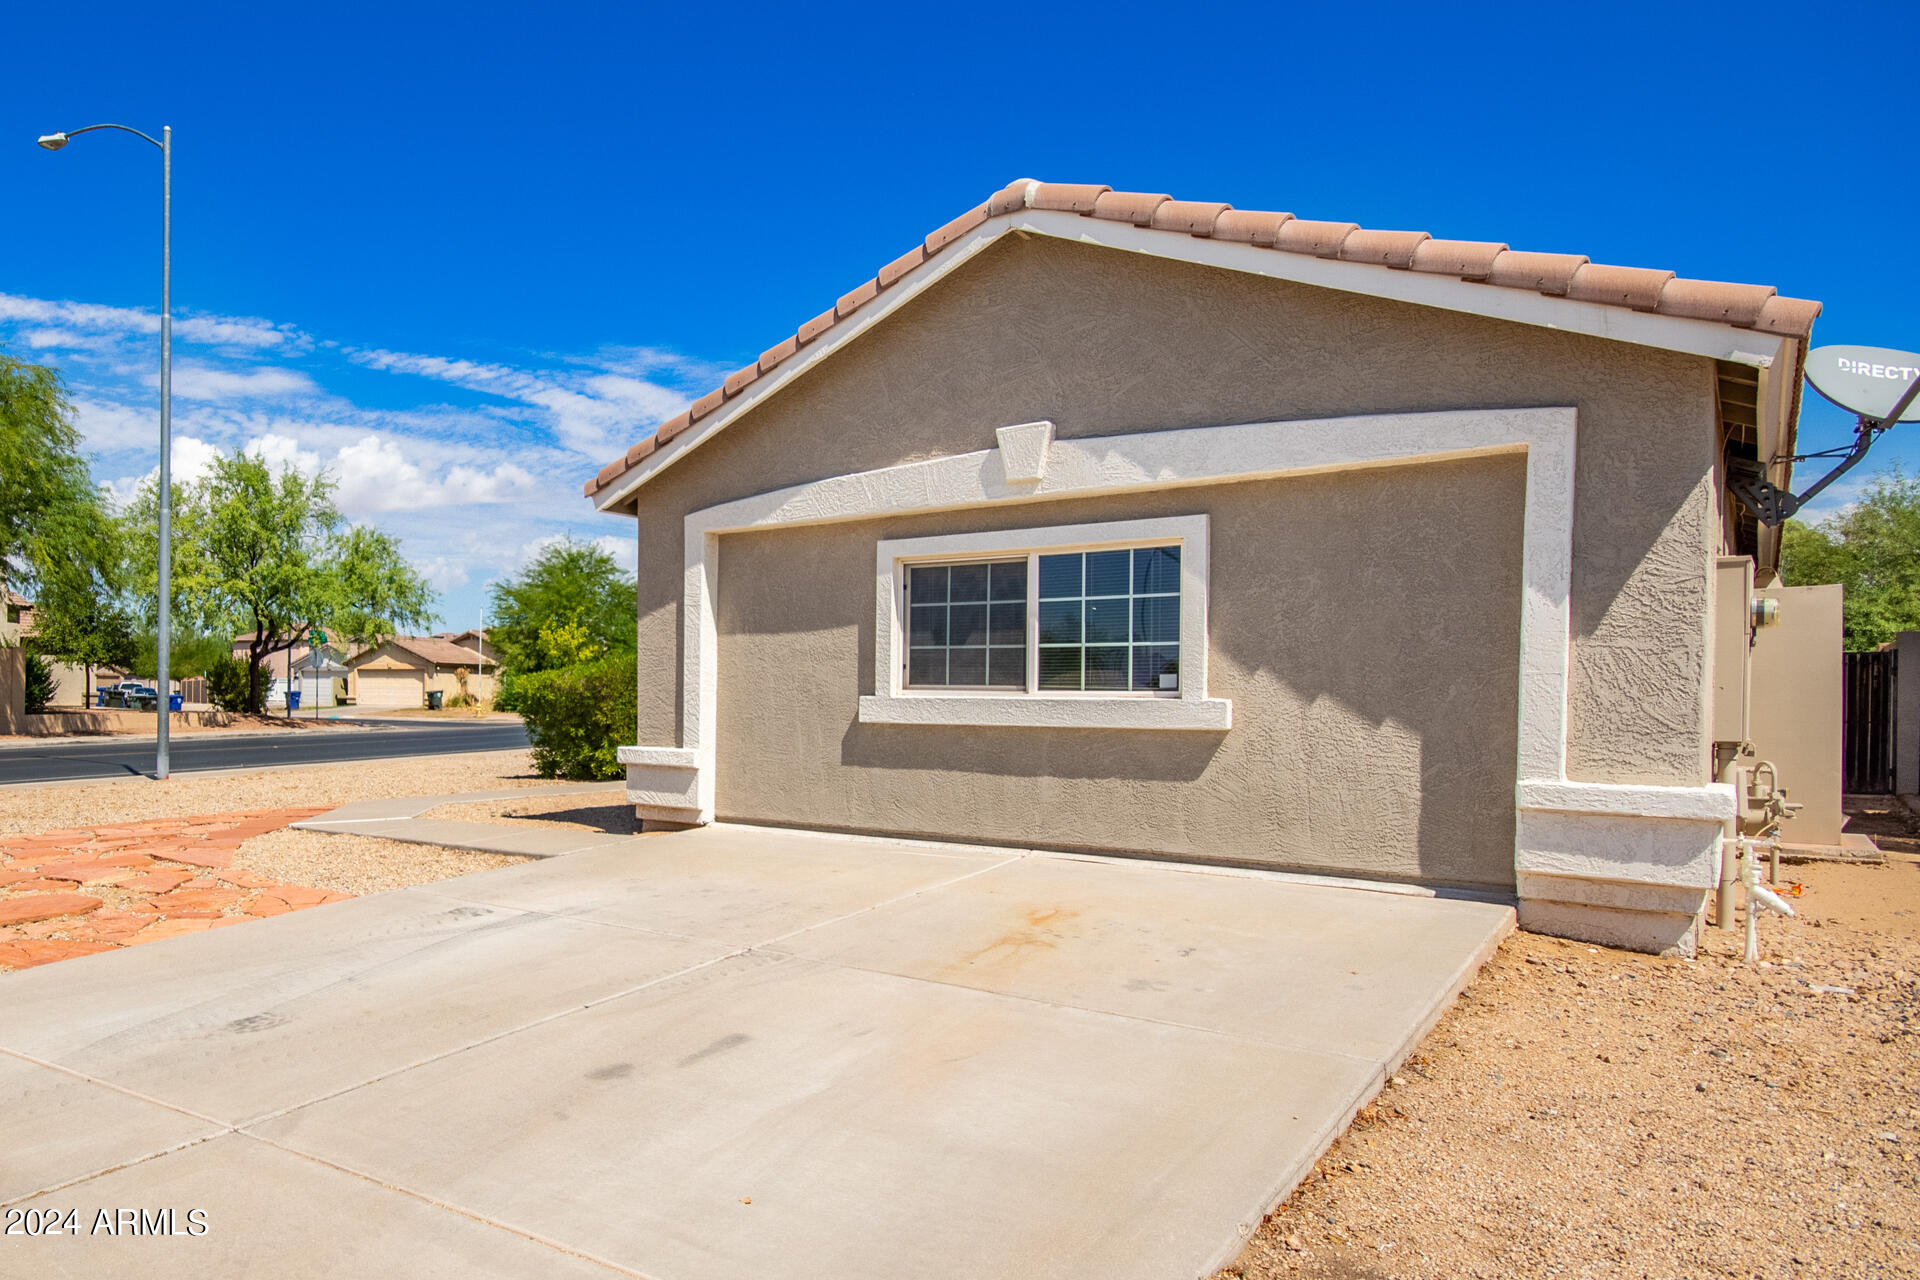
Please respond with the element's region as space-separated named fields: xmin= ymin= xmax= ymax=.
xmin=96 ymin=689 xmax=108 ymax=708
xmin=169 ymin=694 xmax=183 ymax=712
xmin=287 ymin=690 xmax=301 ymax=711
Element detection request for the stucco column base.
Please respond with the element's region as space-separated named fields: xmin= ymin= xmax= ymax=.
xmin=618 ymin=746 xmax=708 ymax=828
xmin=1516 ymin=874 xmax=1707 ymax=958
xmin=1513 ymin=780 xmax=1732 ymax=959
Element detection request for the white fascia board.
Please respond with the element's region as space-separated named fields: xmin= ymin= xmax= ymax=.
xmin=591 ymin=212 xmax=1790 ymax=514
xmin=1012 ymin=211 xmax=1794 ymax=369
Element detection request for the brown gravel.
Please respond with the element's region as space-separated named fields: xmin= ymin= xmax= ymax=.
xmin=230 ymin=828 xmax=525 ymax=897
xmin=1218 ymin=848 xmax=1920 ymax=1280
xmin=0 ymin=750 xmax=579 ymax=835
xmin=421 ymin=787 xmax=633 ymax=835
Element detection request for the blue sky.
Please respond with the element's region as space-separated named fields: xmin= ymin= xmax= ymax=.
xmin=3 ymin=1 xmax=1913 ymax=629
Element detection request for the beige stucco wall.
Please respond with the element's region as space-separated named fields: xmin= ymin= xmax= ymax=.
xmin=626 ymin=234 xmax=1720 ymax=881
xmin=717 ymin=458 xmax=1523 ymax=884
xmin=1749 ymin=583 xmax=1844 ymax=845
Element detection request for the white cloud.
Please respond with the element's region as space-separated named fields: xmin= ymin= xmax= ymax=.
xmin=173 ymin=364 xmax=319 ymax=403
xmin=0 ymin=292 xmax=305 ymax=352
xmin=4 ymin=287 xmax=702 ymax=630
xmin=415 ymin=556 xmax=472 ymax=593
xmin=349 ymin=346 xmax=687 ymax=456
xmin=244 ymin=432 xmax=323 ymax=477
xmin=513 ymin=531 xmax=636 ymax=574
xmin=103 ymin=434 xmax=224 ymax=509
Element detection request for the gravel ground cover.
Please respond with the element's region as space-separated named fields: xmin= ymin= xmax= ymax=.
xmin=1218 ymin=836 xmax=1920 ymax=1279
xmin=0 ymin=749 xmax=568 ymax=835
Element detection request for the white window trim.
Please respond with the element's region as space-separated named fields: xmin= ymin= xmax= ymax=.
xmin=862 ymin=516 xmax=1230 ymax=731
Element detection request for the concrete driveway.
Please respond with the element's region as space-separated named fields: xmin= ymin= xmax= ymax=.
xmin=0 ymin=824 xmax=1512 ymax=1279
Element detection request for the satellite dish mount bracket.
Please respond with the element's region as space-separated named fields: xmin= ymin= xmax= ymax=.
xmin=1731 ymin=375 xmax=1920 ymax=527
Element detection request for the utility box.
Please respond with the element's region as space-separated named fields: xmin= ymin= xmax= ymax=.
xmin=1711 ymin=556 xmax=1755 ymax=748
xmin=1749 ymin=583 xmax=1844 ymax=846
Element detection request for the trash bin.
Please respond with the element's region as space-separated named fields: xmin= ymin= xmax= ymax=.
xmin=169 ymin=694 xmax=183 ymax=712
xmin=287 ymin=690 xmax=302 ymax=711
xmin=426 ymin=690 xmax=443 ymax=710
xmin=96 ymin=689 xmax=108 ymax=708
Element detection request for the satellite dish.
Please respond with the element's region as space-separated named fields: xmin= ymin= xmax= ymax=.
xmin=1728 ymin=341 xmax=1920 ymax=527
xmin=1805 ymin=345 xmax=1920 ymax=423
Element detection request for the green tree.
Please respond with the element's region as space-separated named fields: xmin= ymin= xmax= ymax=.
xmin=126 ymin=451 xmax=436 ymax=711
xmin=325 ymin=525 xmax=436 ymax=647
xmin=488 ymin=538 xmax=635 ymax=678
xmin=1780 ymin=468 xmax=1920 ymax=650
xmin=0 ymin=349 xmax=92 ymax=581
xmin=24 ymin=492 xmax=138 ymax=694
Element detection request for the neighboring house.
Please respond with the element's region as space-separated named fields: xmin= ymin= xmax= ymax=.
xmin=584 ymin=178 xmax=1825 ymax=959
xmin=345 ymin=636 xmax=494 ymax=708
xmin=434 ymin=629 xmax=496 ymax=664
xmin=3 ymin=591 xmax=92 ymax=706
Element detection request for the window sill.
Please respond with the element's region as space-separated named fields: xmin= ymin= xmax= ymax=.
xmin=857 ymin=694 xmax=1232 ymax=731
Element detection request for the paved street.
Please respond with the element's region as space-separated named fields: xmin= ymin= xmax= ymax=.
xmin=0 ymin=720 xmax=531 ymax=786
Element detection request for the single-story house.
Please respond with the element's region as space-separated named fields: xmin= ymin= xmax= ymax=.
xmin=4 ymin=590 xmax=91 ymax=706
xmin=584 ymin=178 xmax=1824 ymax=958
xmin=345 ymin=636 xmax=494 ymax=709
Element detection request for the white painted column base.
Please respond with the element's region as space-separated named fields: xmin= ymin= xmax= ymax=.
xmin=618 ymin=746 xmax=706 ymax=827
xmin=1514 ymin=779 xmax=1735 ymax=957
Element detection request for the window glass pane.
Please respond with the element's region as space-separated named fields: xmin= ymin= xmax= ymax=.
xmin=1037 ymin=600 xmax=1081 ymax=646
xmin=989 ymin=602 xmax=1026 ymax=647
xmin=905 ymin=558 xmax=1026 ymax=689
xmin=909 ymin=565 xmax=949 ymax=602
xmin=989 ymin=560 xmax=1027 ymax=602
xmin=1133 ymin=596 xmax=1179 ymax=644
xmin=1085 ymin=550 xmax=1130 ymax=597
xmin=1038 ymin=647 xmax=1082 ymax=689
xmin=1038 ymin=553 xmax=1082 ymax=599
xmin=949 ymin=563 xmax=989 ymax=603
xmin=1084 ymin=646 xmax=1128 ymax=690
xmin=947 ymin=647 xmax=987 ymax=685
xmin=1133 ymin=644 xmax=1179 ymax=691
xmin=908 ymin=649 xmax=947 ymax=685
xmin=948 ymin=603 xmax=987 ymax=647
xmin=909 ymin=604 xmax=947 ymax=648
xmin=1134 ymin=545 xmax=1180 ymax=594
xmin=1084 ymin=597 xmax=1130 ymax=644
xmin=987 ymin=647 xmax=1026 ymax=688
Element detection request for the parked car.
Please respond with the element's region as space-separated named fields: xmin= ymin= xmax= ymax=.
xmin=98 ymin=681 xmax=160 ymax=709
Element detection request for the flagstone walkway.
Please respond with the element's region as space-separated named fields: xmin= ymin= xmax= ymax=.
xmin=0 ymin=808 xmax=350 ymax=970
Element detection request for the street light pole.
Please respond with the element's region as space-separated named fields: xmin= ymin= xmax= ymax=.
xmin=37 ymin=123 xmax=173 ymax=779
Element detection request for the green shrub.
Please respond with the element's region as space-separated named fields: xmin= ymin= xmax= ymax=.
xmin=515 ymin=650 xmax=637 ymax=781
xmin=23 ymin=652 xmax=56 ymax=713
xmin=492 ymin=669 xmax=523 ymax=713
xmin=206 ymin=656 xmax=266 ymax=712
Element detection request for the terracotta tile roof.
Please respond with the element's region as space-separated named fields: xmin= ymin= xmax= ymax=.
xmin=586 ymin=179 xmax=1822 ymax=500
xmin=387 ymin=636 xmax=492 ymax=670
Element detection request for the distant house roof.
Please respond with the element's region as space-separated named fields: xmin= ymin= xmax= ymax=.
xmin=584 ymin=178 xmax=1823 ymax=509
xmin=5 ymin=590 xmax=30 ymax=609
xmin=347 ymin=636 xmax=492 ymax=671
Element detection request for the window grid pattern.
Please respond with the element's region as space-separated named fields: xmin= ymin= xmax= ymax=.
xmin=906 ymin=560 xmax=1027 ymax=688
xmin=902 ymin=543 xmax=1181 ymax=694
xmin=1036 ymin=545 xmax=1180 ymax=692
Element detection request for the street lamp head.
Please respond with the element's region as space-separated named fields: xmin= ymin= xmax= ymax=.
xmin=36 ymin=133 xmax=69 ymax=151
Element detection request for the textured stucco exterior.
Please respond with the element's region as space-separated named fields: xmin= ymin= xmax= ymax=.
xmin=626 ymin=235 xmax=1720 ymax=885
